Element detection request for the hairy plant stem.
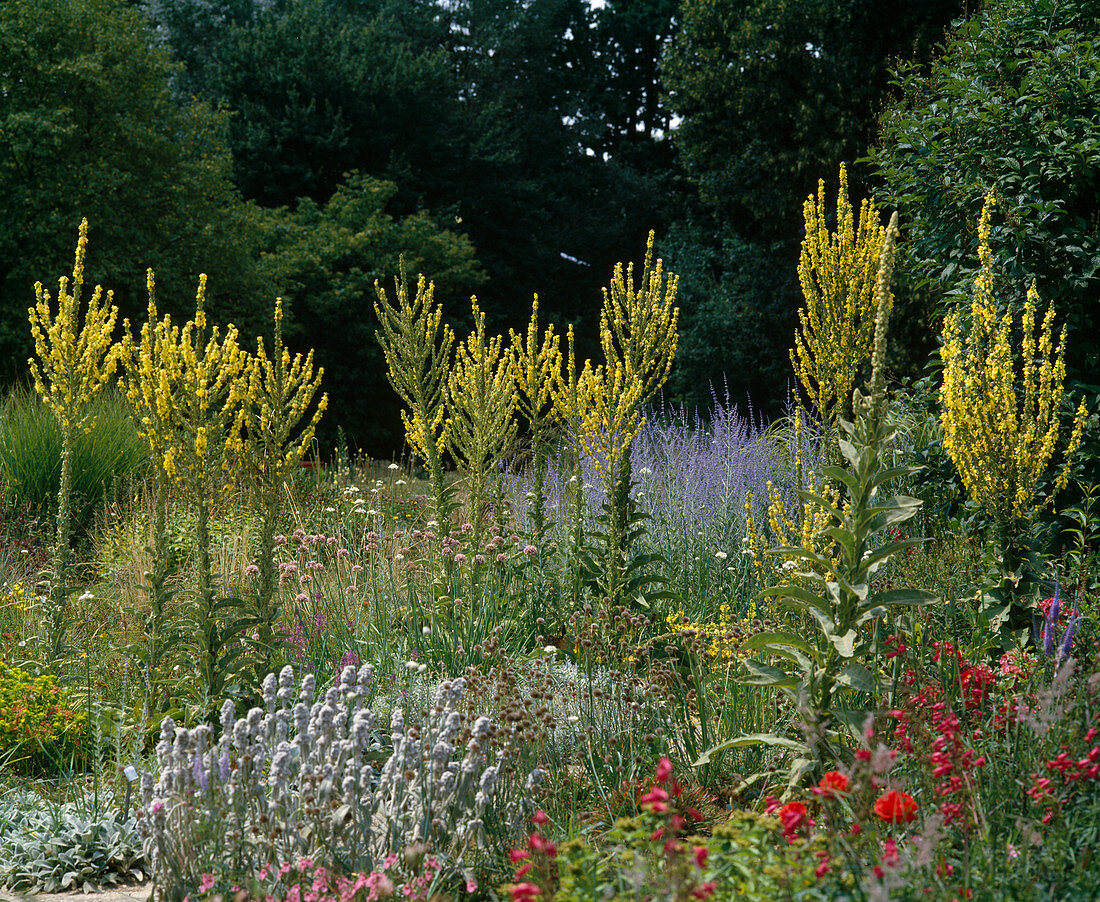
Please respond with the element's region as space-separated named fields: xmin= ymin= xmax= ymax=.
xmin=47 ymin=427 xmax=74 ymax=659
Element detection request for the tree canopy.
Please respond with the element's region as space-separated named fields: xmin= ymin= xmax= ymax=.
xmin=0 ymin=0 xmax=264 ymax=370
xmin=871 ymin=0 xmax=1100 ymax=388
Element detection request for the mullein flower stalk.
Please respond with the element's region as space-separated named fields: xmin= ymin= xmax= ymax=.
xmin=554 ymin=233 xmax=679 ymax=606
xmin=126 ymin=274 xmax=249 ymax=703
xmin=447 ymin=298 xmax=517 ymax=551
xmin=28 ymin=219 xmax=123 ymax=658
xmin=510 ymin=297 xmax=562 ymax=546
xmin=792 ymin=163 xmax=890 ymax=434
xmin=560 ymin=326 xmax=588 ymax=607
xmin=118 ymin=271 xmax=182 ymax=708
xmin=939 ymin=193 xmax=1088 ymax=604
xmin=729 ymin=212 xmax=934 ymax=772
xmin=241 ymin=297 xmax=328 ymax=680
xmin=374 ymin=268 xmax=455 ymax=529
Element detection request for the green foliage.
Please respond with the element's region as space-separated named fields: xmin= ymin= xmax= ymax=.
xmin=0 ymin=790 xmax=146 ymax=892
xmin=665 ymin=226 xmax=797 ymax=414
xmin=143 ymin=0 xmax=672 ymax=384
xmin=664 ymin=0 xmax=963 ymax=246
xmin=662 ymin=0 xmax=961 ymax=411
xmin=0 ymin=664 xmax=87 ymax=773
xmin=872 ymin=0 xmax=1100 ymax=387
xmin=257 ymin=174 xmax=483 ymax=455
xmin=0 ymin=0 xmax=265 ymax=370
xmin=0 ymin=387 xmax=147 ymax=545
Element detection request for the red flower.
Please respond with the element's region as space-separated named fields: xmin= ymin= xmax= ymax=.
xmin=694 ymin=846 xmax=708 ymax=869
xmin=531 ymin=810 xmax=550 ymax=826
xmin=640 ymin=786 xmax=670 ymax=813
xmin=509 ymin=881 xmax=542 ymax=901
xmin=874 ymin=789 xmax=918 ymax=823
xmin=778 ymin=801 xmax=810 ymax=841
xmin=690 ymin=882 xmax=717 ymax=899
xmin=812 ymin=770 xmax=850 ymax=798
xmin=655 ymin=756 xmax=674 ymax=783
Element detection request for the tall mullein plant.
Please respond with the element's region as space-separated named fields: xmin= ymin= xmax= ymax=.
xmin=939 ymin=193 xmax=1088 ymax=608
xmin=791 ymin=163 xmax=890 ymax=435
xmin=447 ymin=298 xmax=517 ymax=549
xmin=149 ymin=277 xmax=249 ymax=704
xmin=28 ymin=219 xmax=123 ymax=658
xmin=510 ymin=297 xmax=562 ymax=546
xmin=374 ymin=270 xmax=455 ymax=529
xmin=119 ymin=271 xmax=183 ymax=708
xmin=242 ymin=298 xmax=328 ymax=680
xmin=554 ymin=234 xmax=679 ymax=606
xmin=555 ymin=325 xmax=590 ymax=607
xmin=712 ymin=214 xmax=935 ymax=779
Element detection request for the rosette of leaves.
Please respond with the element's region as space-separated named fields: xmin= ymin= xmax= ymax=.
xmin=0 ymin=791 xmax=145 ymax=892
xmin=698 ymin=214 xmax=936 ymax=781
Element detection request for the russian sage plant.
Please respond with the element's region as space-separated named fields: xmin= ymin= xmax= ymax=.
xmin=141 ymin=665 xmax=529 ymax=900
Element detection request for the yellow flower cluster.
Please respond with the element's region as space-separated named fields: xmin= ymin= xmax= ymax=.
xmin=598 ymin=231 xmax=680 ymax=409
xmin=510 ymin=296 xmax=561 ymax=425
xmin=665 ymin=601 xmax=759 ymax=668
xmin=743 ymin=419 xmax=842 ymax=587
xmin=28 ymin=219 xmax=123 ymax=433
xmin=374 ymin=273 xmax=454 ymax=464
xmin=939 ymin=193 xmax=1088 ymax=529
xmin=121 ymin=272 xmax=248 ymax=488
xmin=0 ymin=582 xmax=32 ymax=614
xmin=553 ymin=232 xmax=679 ymax=480
xmin=791 ymin=164 xmax=890 ymax=426
xmin=246 ymin=297 xmax=328 ymax=475
xmin=447 ymin=298 xmax=517 ymax=531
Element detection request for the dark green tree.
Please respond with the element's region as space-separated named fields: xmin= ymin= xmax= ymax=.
xmin=256 ymin=174 xmax=484 ymax=455
xmin=0 ymin=0 xmax=265 ymax=372
xmin=871 ymin=0 xmax=1100 ymax=388
xmin=665 ymin=0 xmax=965 ymax=244
xmin=661 ymin=0 xmax=963 ymax=411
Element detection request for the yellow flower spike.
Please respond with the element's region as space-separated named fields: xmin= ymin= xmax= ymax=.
xmin=791 ymin=163 xmax=889 ymax=429
xmin=28 ymin=220 xmax=125 ymax=653
xmin=940 ymin=191 xmax=1088 ymax=536
xmin=448 ymin=297 xmax=517 ymax=540
xmin=374 ymin=266 xmax=454 ymax=525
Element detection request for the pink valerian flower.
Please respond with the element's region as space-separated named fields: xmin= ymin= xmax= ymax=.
xmin=655 ymin=756 xmax=674 ymax=783
xmin=640 ymin=785 xmax=670 ymax=813
xmin=199 ymin=874 xmax=216 ymax=894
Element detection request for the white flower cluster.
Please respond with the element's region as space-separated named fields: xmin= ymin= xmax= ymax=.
xmin=141 ymin=666 xmax=510 ymax=898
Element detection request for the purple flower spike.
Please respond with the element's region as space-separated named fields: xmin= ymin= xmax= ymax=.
xmin=1060 ymin=609 xmax=1080 ymax=659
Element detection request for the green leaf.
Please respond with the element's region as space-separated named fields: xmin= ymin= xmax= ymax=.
xmin=763 ymin=582 xmax=832 ymax=616
xmin=829 ymin=628 xmax=858 ymax=657
xmin=740 ymin=659 xmax=797 ymax=687
xmin=861 ymin=587 xmax=938 ymax=610
xmin=692 ymin=733 xmax=808 ymax=767
xmin=835 ymin=662 xmax=877 ymax=693
xmin=740 ymin=630 xmax=814 ymax=654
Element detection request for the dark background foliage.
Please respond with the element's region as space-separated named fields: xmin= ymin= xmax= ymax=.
xmin=2 ymin=0 xmax=1094 ymax=457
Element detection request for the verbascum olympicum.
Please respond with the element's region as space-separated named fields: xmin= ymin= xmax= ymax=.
xmin=447 ymin=298 xmax=517 ymax=544
xmin=375 ymin=270 xmax=454 ymax=527
xmin=792 ymin=163 xmax=889 ymax=428
xmin=939 ymin=193 xmax=1088 ymax=534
